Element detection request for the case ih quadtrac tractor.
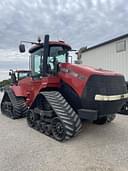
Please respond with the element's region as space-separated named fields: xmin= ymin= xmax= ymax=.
xmin=1 ymin=35 xmax=128 ymax=141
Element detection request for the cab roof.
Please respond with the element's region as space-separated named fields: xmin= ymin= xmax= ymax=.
xmin=29 ymin=41 xmax=72 ymax=53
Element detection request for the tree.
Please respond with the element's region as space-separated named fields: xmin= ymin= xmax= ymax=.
xmin=0 ymin=79 xmax=11 ymax=90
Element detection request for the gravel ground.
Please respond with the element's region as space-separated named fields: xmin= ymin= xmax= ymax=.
xmin=0 ymin=93 xmax=128 ymax=171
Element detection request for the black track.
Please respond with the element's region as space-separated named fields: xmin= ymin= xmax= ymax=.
xmin=1 ymin=87 xmax=28 ymax=119
xmin=27 ymin=91 xmax=82 ymax=141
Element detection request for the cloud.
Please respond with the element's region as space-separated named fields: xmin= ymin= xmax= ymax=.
xmin=0 ymin=0 xmax=127 ymax=79
xmin=0 ymin=0 xmax=127 ymax=49
xmin=0 ymin=70 xmax=10 ymax=81
xmin=0 ymin=49 xmax=28 ymax=78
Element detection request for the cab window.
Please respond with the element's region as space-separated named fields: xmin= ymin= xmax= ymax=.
xmin=18 ymin=72 xmax=30 ymax=80
xmin=31 ymin=48 xmax=43 ymax=76
xmin=49 ymin=46 xmax=66 ymax=63
xmin=48 ymin=46 xmax=67 ymax=73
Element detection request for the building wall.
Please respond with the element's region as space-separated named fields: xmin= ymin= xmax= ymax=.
xmin=81 ymin=37 xmax=128 ymax=81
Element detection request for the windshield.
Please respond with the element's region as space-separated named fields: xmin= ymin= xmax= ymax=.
xmin=30 ymin=46 xmax=68 ymax=76
xmin=48 ymin=46 xmax=67 ymax=71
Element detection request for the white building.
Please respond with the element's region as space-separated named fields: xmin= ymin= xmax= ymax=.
xmin=80 ymin=34 xmax=128 ymax=81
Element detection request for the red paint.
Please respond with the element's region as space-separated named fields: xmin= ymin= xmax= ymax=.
xmin=58 ymin=63 xmax=122 ymax=96
xmin=11 ymin=63 xmax=122 ymax=107
xmin=11 ymin=76 xmax=60 ymax=106
xmin=29 ymin=41 xmax=71 ymax=53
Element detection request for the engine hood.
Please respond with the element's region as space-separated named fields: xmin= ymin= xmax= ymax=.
xmin=62 ymin=63 xmax=122 ymax=77
xmin=59 ymin=63 xmax=126 ymax=97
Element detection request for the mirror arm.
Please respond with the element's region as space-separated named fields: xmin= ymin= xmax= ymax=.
xmin=20 ymin=41 xmax=41 ymax=45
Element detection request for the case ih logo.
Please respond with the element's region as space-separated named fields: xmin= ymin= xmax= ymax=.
xmin=60 ymin=67 xmax=87 ymax=81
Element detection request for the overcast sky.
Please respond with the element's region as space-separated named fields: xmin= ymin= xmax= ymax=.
xmin=0 ymin=0 xmax=128 ymax=80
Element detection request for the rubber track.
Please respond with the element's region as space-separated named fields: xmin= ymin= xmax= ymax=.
xmin=41 ymin=91 xmax=82 ymax=140
xmin=1 ymin=87 xmax=28 ymax=119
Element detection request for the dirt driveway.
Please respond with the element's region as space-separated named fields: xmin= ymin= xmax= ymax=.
xmin=0 ymin=93 xmax=128 ymax=171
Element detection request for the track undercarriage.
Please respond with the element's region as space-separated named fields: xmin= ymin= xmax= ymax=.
xmin=27 ymin=91 xmax=82 ymax=141
xmin=0 ymin=88 xmax=116 ymax=141
xmin=1 ymin=87 xmax=117 ymax=141
xmin=1 ymin=87 xmax=28 ymax=119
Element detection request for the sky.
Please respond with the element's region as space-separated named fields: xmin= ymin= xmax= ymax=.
xmin=0 ymin=0 xmax=128 ymax=81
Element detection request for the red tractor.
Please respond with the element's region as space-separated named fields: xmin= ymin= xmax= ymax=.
xmin=9 ymin=69 xmax=31 ymax=83
xmin=1 ymin=35 xmax=128 ymax=141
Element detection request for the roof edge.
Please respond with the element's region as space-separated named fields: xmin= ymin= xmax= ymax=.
xmin=81 ymin=33 xmax=128 ymax=53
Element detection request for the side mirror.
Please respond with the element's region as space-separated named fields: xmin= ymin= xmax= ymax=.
xmin=9 ymin=69 xmax=13 ymax=76
xmin=19 ymin=44 xmax=25 ymax=53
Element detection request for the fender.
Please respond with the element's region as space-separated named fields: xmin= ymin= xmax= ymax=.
xmin=11 ymin=85 xmax=25 ymax=97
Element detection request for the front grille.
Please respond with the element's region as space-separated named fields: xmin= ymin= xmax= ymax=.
xmin=81 ymin=75 xmax=127 ymax=111
xmin=88 ymin=75 xmax=126 ymax=95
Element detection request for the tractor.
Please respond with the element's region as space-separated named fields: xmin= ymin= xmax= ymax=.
xmin=9 ymin=69 xmax=31 ymax=83
xmin=1 ymin=35 xmax=128 ymax=141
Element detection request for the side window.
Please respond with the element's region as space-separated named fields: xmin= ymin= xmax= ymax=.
xmin=56 ymin=54 xmax=66 ymax=63
xmin=47 ymin=46 xmax=67 ymax=74
xmin=116 ymin=40 xmax=126 ymax=52
xmin=34 ymin=55 xmax=41 ymax=74
xmin=18 ymin=72 xmax=29 ymax=80
xmin=49 ymin=46 xmax=66 ymax=63
xmin=31 ymin=48 xmax=43 ymax=76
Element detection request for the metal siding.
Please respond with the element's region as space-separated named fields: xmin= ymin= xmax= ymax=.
xmin=81 ymin=38 xmax=128 ymax=81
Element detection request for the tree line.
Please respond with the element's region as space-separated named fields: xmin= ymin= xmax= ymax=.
xmin=0 ymin=79 xmax=11 ymax=91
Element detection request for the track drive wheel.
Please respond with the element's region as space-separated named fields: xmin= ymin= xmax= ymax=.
xmin=93 ymin=114 xmax=116 ymax=125
xmin=51 ymin=117 xmax=66 ymax=141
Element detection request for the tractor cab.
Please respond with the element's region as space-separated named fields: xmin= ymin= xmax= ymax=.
xmin=9 ymin=69 xmax=31 ymax=84
xmin=19 ymin=35 xmax=71 ymax=78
